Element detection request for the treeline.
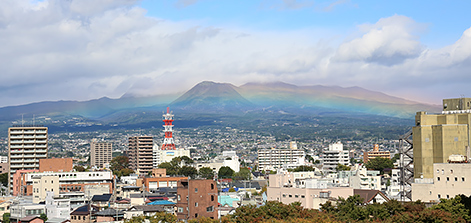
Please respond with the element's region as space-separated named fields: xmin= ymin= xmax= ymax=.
xmin=127 ymin=194 xmax=471 ymax=222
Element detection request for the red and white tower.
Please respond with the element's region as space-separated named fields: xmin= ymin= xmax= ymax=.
xmin=161 ymin=107 xmax=176 ymax=150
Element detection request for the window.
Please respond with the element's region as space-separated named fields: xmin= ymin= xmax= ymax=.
xmin=301 ymin=195 xmax=305 ymax=198
xmin=451 ymin=169 xmax=453 ymax=174
xmin=437 ymin=177 xmax=440 ymax=181
xmin=178 ymin=207 xmax=183 ymax=213
xmin=211 ymin=195 xmax=214 ymax=201
xmin=282 ymin=194 xmax=286 ymax=198
xmin=295 ymin=195 xmax=299 ymax=198
xmin=195 ymin=213 xmax=198 ymax=218
xmin=288 ymin=195 xmax=292 ymax=198
xmin=447 ymin=195 xmax=450 ymax=199
xmin=438 ymin=194 xmax=441 ymax=199
xmin=186 ymin=196 xmax=188 ymax=201
xmin=195 ymin=202 xmax=198 ymax=207
xmin=206 ymin=206 xmax=214 ymax=212
xmin=178 ymin=195 xmax=181 ymax=201
xmin=447 ymin=177 xmax=450 ymax=181
xmin=195 ymin=188 xmax=198 ymax=193
xmin=211 ymin=184 xmax=214 ymax=190
xmin=462 ymin=177 xmax=465 ymax=182
xmin=455 ymin=177 xmax=458 ymax=182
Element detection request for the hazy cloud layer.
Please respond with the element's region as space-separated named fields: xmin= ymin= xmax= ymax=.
xmin=0 ymin=0 xmax=470 ymax=106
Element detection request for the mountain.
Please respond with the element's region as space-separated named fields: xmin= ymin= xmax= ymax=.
xmin=0 ymin=81 xmax=440 ymax=125
xmin=170 ymin=81 xmax=253 ymax=112
xmin=236 ymin=82 xmax=439 ymax=117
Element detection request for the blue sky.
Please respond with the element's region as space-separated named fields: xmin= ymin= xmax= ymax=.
xmin=0 ymin=0 xmax=471 ymax=106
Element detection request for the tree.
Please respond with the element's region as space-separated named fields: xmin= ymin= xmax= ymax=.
xmin=73 ymin=165 xmax=86 ymax=172
xmin=234 ymin=167 xmax=252 ymax=180
xmin=365 ymin=157 xmax=394 ymax=174
xmin=3 ymin=213 xmax=10 ymax=223
xmin=118 ymin=168 xmax=134 ymax=177
xmin=0 ymin=173 xmax=8 ymax=187
xmin=39 ymin=213 xmax=48 ymax=222
xmin=158 ymin=162 xmax=179 ymax=176
xmin=218 ymin=166 xmax=234 ymax=179
xmin=336 ymin=164 xmax=350 ymax=172
xmin=199 ymin=167 xmax=214 ymax=179
xmin=110 ymin=156 xmax=129 ymax=172
xmin=431 ymin=195 xmax=471 ymax=222
xmin=178 ymin=166 xmax=198 ymax=178
xmin=290 ymin=165 xmax=316 ymax=172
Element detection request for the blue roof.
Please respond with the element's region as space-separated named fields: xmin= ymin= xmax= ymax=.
xmin=222 ymin=187 xmax=239 ymax=192
xmin=147 ymin=200 xmax=175 ymax=205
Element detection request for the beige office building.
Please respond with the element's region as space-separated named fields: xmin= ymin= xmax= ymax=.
xmin=32 ymin=175 xmax=59 ymax=203
xmin=412 ymin=163 xmax=471 ymax=202
xmin=128 ymin=136 xmax=153 ymax=175
xmin=413 ymin=98 xmax=471 ymax=179
xmin=90 ymin=140 xmax=112 ymax=168
xmin=8 ymin=125 xmax=48 ymax=193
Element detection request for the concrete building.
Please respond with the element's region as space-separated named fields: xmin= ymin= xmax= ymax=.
xmin=128 ymin=136 xmax=153 ymax=175
xmin=412 ymin=162 xmax=471 ymax=202
xmin=322 ymin=142 xmax=349 ymax=173
xmin=0 ymin=156 xmax=8 ymax=163
xmin=10 ymin=203 xmax=46 ymax=222
xmin=32 ymin=175 xmax=60 ymax=203
xmin=258 ymin=148 xmax=305 ymax=171
xmin=176 ymin=179 xmax=218 ymax=221
xmin=45 ymin=192 xmax=70 ymax=221
xmin=8 ymin=125 xmax=48 ymax=193
xmin=39 ymin=158 xmax=73 ymax=173
xmin=413 ymin=98 xmax=471 ymax=179
xmin=23 ymin=171 xmax=113 ymax=196
xmin=363 ymin=144 xmax=390 ymax=163
xmin=152 ymin=144 xmax=190 ymax=168
xmin=90 ymin=140 xmax=112 ymax=169
xmin=0 ymin=163 xmax=9 ymax=174
xmin=138 ymin=176 xmax=187 ymax=192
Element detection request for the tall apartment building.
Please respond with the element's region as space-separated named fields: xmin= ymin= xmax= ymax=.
xmin=413 ymin=98 xmax=471 ymax=179
xmin=363 ymin=144 xmax=390 ymax=163
xmin=258 ymin=148 xmax=305 ymax=171
xmin=128 ymin=136 xmax=153 ymax=175
xmin=176 ymin=179 xmax=218 ymax=221
xmin=322 ymin=142 xmax=349 ymax=173
xmin=90 ymin=140 xmax=112 ymax=168
xmin=8 ymin=125 xmax=48 ymax=193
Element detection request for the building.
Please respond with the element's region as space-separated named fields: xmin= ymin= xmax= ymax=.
xmin=23 ymin=171 xmax=113 ymax=196
xmin=0 ymin=156 xmax=8 ymax=163
xmin=128 ymin=136 xmax=153 ymax=175
xmin=413 ymin=98 xmax=471 ymax=179
xmin=322 ymin=142 xmax=350 ymax=173
xmin=0 ymin=163 xmax=9 ymax=174
xmin=176 ymin=179 xmax=218 ymax=221
xmin=258 ymin=148 xmax=305 ymax=171
xmin=32 ymin=175 xmax=59 ymax=203
xmin=8 ymin=125 xmax=48 ymax=193
xmin=153 ymin=146 xmax=190 ymax=168
xmin=90 ymin=140 xmax=112 ymax=169
xmin=10 ymin=203 xmax=46 ymax=222
xmin=138 ymin=176 xmax=187 ymax=192
xmin=363 ymin=144 xmax=391 ymax=163
xmin=412 ymin=162 xmax=471 ymax=202
xmin=39 ymin=158 xmax=73 ymax=172
xmin=45 ymin=192 xmax=70 ymax=221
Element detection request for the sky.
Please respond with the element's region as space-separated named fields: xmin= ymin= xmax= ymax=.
xmin=1 ymin=0 xmax=471 ymax=107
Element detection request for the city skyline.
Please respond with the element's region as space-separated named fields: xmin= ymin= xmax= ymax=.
xmin=1 ymin=0 xmax=471 ymax=107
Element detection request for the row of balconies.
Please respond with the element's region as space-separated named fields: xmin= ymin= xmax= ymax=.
xmin=11 ymin=163 xmax=39 ymax=168
xmin=10 ymin=144 xmax=47 ymax=148
xmin=10 ymin=154 xmax=47 ymax=158
xmin=10 ymin=149 xmax=47 ymax=154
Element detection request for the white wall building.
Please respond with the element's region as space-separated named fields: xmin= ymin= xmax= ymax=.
xmin=33 ymin=175 xmax=60 ymax=203
xmin=152 ymin=143 xmax=190 ymax=168
xmin=222 ymin=151 xmax=240 ymax=173
xmin=45 ymin=192 xmax=70 ymax=220
xmin=258 ymin=148 xmax=305 ymax=171
xmin=322 ymin=142 xmax=350 ymax=173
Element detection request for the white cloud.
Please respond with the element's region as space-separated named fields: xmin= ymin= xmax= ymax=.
xmin=0 ymin=1 xmax=470 ymax=106
xmin=334 ymin=15 xmax=425 ymax=66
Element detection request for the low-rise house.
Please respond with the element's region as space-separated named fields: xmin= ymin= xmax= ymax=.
xmin=91 ymin=194 xmax=112 ymax=210
xmin=354 ymin=189 xmax=389 ymax=204
xmin=124 ymin=205 xmax=165 ymax=219
xmin=10 ymin=203 xmax=45 ymax=222
xmin=147 ymin=200 xmax=176 ymax=214
xmin=95 ymin=209 xmax=124 ymax=222
xmin=70 ymin=205 xmax=98 ymax=223
xmin=19 ymin=216 xmax=44 ymax=223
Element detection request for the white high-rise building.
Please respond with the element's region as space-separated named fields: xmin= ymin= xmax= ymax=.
xmin=258 ymin=148 xmax=305 ymax=171
xmin=322 ymin=142 xmax=350 ymax=173
xmin=8 ymin=125 xmax=48 ymax=193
